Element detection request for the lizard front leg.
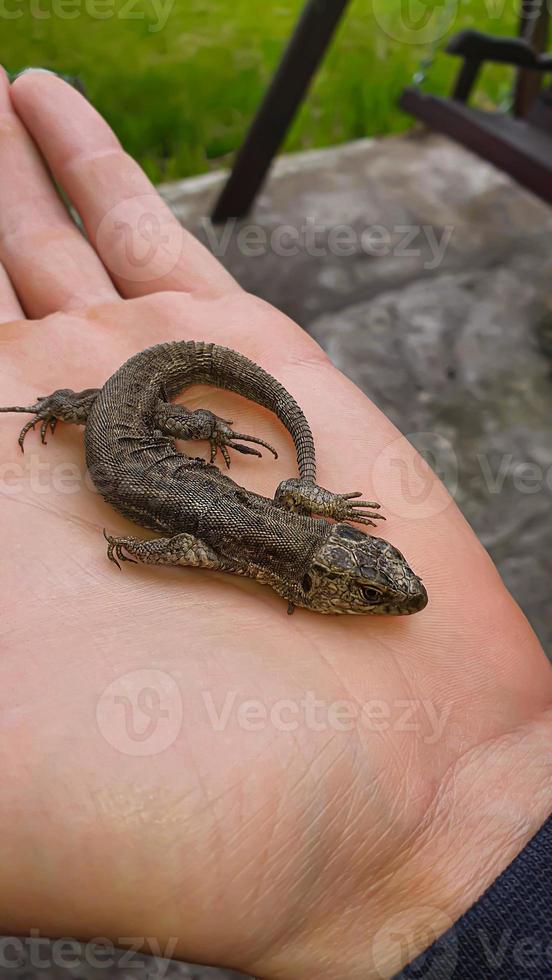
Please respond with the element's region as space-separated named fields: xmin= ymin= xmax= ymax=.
xmin=0 ymin=388 xmax=99 ymax=451
xmin=103 ymin=529 xmax=225 ymax=572
xmin=154 ymin=400 xmax=278 ymax=469
xmin=274 ymin=478 xmax=385 ymax=528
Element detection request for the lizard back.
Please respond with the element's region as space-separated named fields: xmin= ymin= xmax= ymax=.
xmin=85 ymin=340 xmax=329 ymax=582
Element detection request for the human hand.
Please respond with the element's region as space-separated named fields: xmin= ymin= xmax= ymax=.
xmin=0 ymin=68 xmax=550 ymax=979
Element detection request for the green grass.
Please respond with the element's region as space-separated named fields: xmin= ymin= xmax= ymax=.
xmin=5 ymin=0 xmax=518 ymax=183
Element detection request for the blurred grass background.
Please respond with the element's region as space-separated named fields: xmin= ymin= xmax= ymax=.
xmin=6 ymin=0 xmax=518 ymax=183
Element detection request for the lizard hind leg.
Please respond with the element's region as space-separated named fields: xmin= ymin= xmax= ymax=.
xmin=0 ymin=388 xmax=99 ymax=452
xmin=154 ymin=401 xmax=278 ymax=469
xmin=274 ymin=478 xmax=386 ymax=528
xmin=103 ymin=529 xmax=223 ymax=572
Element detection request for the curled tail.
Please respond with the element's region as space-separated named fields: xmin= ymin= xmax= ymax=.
xmin=162 ymin=341 xmax=318 ymax=482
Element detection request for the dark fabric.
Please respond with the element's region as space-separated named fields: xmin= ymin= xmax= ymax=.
xmin=395 ymin=814 xmax=552 ymax=979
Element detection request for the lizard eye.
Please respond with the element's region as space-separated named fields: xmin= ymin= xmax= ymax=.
xmin=361 ymin=586 xmax=382 ymax=603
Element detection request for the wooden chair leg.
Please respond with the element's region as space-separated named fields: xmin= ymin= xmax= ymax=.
xmin=211 ymin=0 xmax=352 ymax=223
xmin=452 ymin=59 xmax=481 ymax=102
xmin=514 ymin=0 xmax=550 ymax=116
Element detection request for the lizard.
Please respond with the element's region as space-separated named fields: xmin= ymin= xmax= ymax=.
xmin=0 ymin=340 xmax=428 ymax=615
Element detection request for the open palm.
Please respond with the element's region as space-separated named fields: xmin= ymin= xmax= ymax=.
xmin=0 ymin=69 xmax=550 ymax=980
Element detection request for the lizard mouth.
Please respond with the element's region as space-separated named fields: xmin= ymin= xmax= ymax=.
xmin=367 ymin=580 xmax=428 ymax=615
xmin=299 ymin=524 xmax=428 ymax=615
xmin=405 ymin=582 xmax=429 ymax=613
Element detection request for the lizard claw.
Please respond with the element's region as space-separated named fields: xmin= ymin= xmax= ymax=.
xmin=0 ymin=388 xmax=96 ymax=451
xmin=40 ymin=417 xmax=58 ymax=445
xmin=209 ymin=422 xmax=278 ymax=468
xmin=336 ymin=492 xmax=386 ymax=527
xmin=0 ymin=401 xmax=57 ymax=452
xmin=275 ymin=478 xmax=385 ymax=527
xmin=103 ymin=529 xmax=138 ymax=569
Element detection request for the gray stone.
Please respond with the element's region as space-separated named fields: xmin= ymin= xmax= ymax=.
xmin=160 ymin=133 xmax=552 ymax=329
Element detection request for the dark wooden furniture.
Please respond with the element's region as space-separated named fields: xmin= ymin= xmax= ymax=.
xmin=400 ymin=9 xmax=552 ymax=205
xmin=212 ymin=0 xmax=352 ymax=223
xmin=212 ymin=1 xmax=552 ymax=221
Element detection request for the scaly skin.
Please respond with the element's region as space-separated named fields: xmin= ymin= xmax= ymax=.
xmin=0 ymin=340 xmax=427 ymax=615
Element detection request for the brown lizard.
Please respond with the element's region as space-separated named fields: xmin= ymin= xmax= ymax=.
xmin=0 ymin=340 xmax=427 ymax=615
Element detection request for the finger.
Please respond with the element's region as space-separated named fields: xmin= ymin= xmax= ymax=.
xmin=10 ymin=71 xmax=238 ymax=299
xmin=0 ymin=68 xmax=118 ymax=318
xmin=0 ymin=262 xmax=24 ymax=323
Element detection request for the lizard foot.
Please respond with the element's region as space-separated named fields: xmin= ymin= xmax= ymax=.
xmin=274 ymin=478 xmax=385 ymax=528
xmin=208 ymin=417 xmax=278 ymax=469
xmin=0 ymin=388 xmax=98 ymax=451
xmin=0 ymin=399 xmax=60 ymax=452
xmin=103 ymin=530 xmax=139 ymax=569
xmin=154 ymin=403 xmax=278 ymax=469
xmin=103 ymin=529 xmax=222 ymax=571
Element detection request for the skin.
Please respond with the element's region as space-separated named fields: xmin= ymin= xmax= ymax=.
xmin=0 ymin=67 xmax=550 ymax=979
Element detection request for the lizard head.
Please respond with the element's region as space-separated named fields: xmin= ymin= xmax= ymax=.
xmin=296 ymin=523 xmax=428 ymax=615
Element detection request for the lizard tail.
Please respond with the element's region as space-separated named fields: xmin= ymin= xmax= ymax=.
xmin=106 ymin=340 xmax=319 ymax=484
xmin=194 ymin=342 xmax=318 ymax=483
